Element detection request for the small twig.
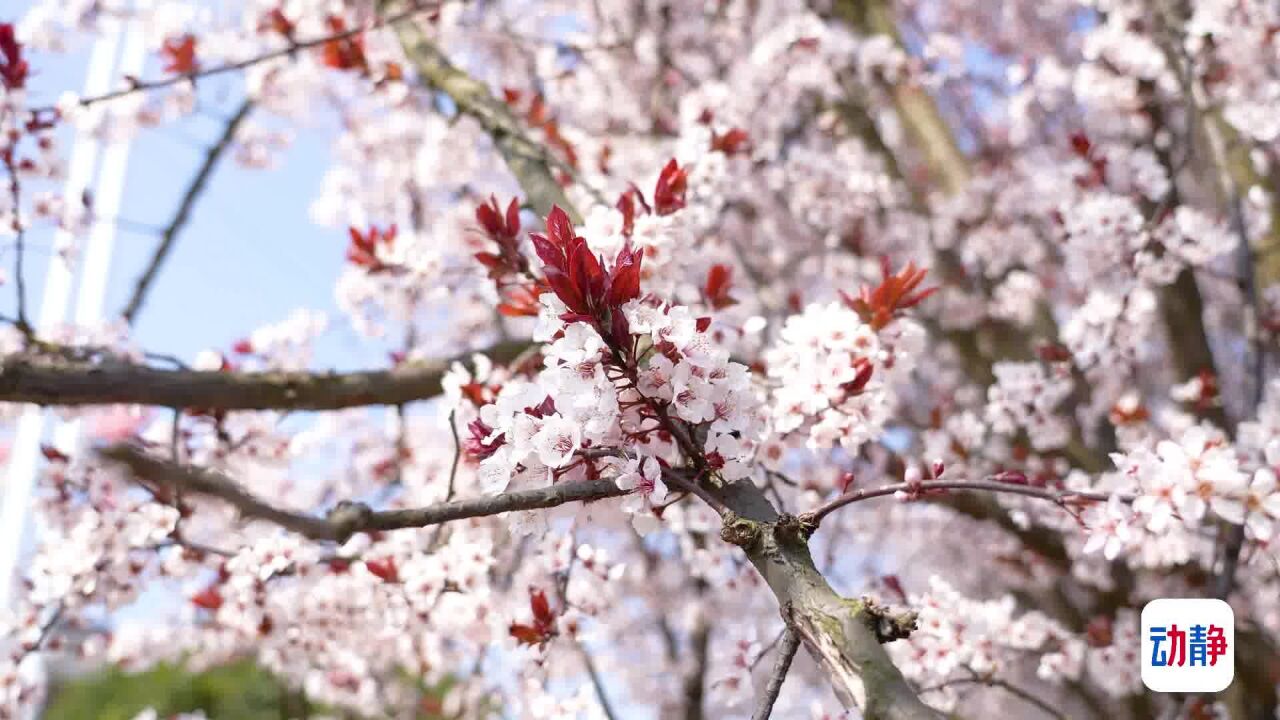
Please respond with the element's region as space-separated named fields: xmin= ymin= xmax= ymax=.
xmin=805 ymin=477 xmax=1131 ymax=526
xmin=15 ymin=603 xmax=64 ymax=664
xmin=2 ymin=125 xmax=31 ymax=338
xmin=751 ymin=628 xmax=800 ymax=720
xmin=921 ymin=671 xmax=1068 ymax=720
xmin=121 ymin=98 xmax=255 ymax=324
xmin=576 ymin=639 xmax=621 ymax=720
xmin=445 ymin=408 xmax=461 ymax=503
xmin=662 ymin=469 xmax=729 ymax=518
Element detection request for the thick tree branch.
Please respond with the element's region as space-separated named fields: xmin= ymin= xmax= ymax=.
xmin=682 ymin=613 xmax=711 ymax=720
xmin=831 ymin=0 xmax=969 ymax=195
xmin=751 ymin=627 xmax=800 ymax=720
xmin=386 ymin=5 xmax=580 ymax=220
xmin=1139 ymin=77 xmax=1231 ymax=429
xmin=0 ymin=340 xmax=529 ymax=410
xmin=98 ymin=443 xmax=628 ymax=543
xmin=121 ymin=98 xmax=255 ymax=324
xmin=713 ymin=481 xmax=940 ymax=720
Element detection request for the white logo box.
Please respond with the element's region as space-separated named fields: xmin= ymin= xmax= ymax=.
xmin=1140 ymin=598 xmax=1235 ymax=693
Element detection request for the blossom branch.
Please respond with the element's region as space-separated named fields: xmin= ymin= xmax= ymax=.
xmin=0 ymin=340 xmax=529 ymax=410
xmin=98 ymin=443 xmax=630 ymax=542
xmin=30 ymin=3 xmax=440 ymax=115
xmin=120 ymin=97 xmax=255 ymax=324
xmin=751 ymin=627 xmax=800 ymax=720
xmin=805 ymin=478 xmax=1132 ymax=526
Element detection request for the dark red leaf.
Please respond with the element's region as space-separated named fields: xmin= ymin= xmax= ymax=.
xmin=319 ymin=16 xmax=367 ymax=72
xmin=703 ymin=264 xmax=736 ymax=309
xmin=545 ymin=267 xmax=588 ymax=315
xmin=545 ymin=206 xmax=575 ymax=248
xmin=364 ymin=557 xmax=399 ymax=583
xmin=160 ymin=34 xmax=198 ymax=75
xmin=0 ymin=24 xmax=29 ymax=91
xmin=190 ymin=586 xmax=223 ymax=610
xmin=710 ymin=128 xmax=750 ymax=155
xmin=508 ymin=622 xmax=547 ymax=646
xmin=530 ymin=588 xmax=553 ymax=625
xmin=653 ymin=159 xmax=688 ymax=216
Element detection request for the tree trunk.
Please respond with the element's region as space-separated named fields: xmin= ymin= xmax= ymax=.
xmin=714 ymin=480 xmax=941 ymax=720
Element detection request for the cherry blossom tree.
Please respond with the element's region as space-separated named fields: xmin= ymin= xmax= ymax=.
xmin=2 ymin=0 xmax=1280 ymax=717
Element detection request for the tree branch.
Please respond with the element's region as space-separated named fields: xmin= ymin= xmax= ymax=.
xmin=30 ymin=3 xmax=440 ymax=115
xmin=712 ymin=481 xmax=941 ymax=720
xmin=0 ymin=340 xmax=529 ymax=410
xmin=575 ymin=639 xmax=621 ymax=720
xmin=751 ymin=627 xmax=800 ymax=720
xmin=121 ymin=98 xmax=255 ymax=324
xmin=386 ymin=4 xmax=580 ymax=220
xmin=805 ymin=478 xmax=1128 ymax=526
xmin=98 ymin=443 xmax=628 ymax=543
xmin=830 ymin=0 xmax=969 ymax=194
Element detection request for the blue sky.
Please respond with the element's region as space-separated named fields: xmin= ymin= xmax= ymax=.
xmin=4 ymin=6 xmax=386 ymax=371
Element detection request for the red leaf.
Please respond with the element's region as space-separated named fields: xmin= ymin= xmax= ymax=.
xmin=319 ymin=16 xmax=367 ymax=72
xmin=509 ymin=588 xmax=558 ymax=646
xmin=40 ymin=445 xmax=69 ymax=463
xmin=653 ymin=159 xmax=687 ymax=216
xmin=545 ymin=206 xmax=575 ymax=248
xmin=606 ymin=246 xmax=643 ymax=307
xmin=881 ymin=574 xmax=907 ymax=604
xmin=0 ymin=24 xmax=29 ymax=91
xmin=568 ymin=240 xmax=606 ymax=308
xmin=695 ymin=316 xmax=712 ymax=333
xmin=160 ymin=34 xmax=198 ymax=75
xmin=346 ymin=224 xmax=396 ymax=269
xmin=530 ymin=588 xmax=553 ymax=626
xmin=190 ymin=586 xmax=223 ymax=610
xmin=231 ymin=339 xmax=254 ymax=355
xmin=842 ymin=261 xmax=937 ymax=330
xmin=259 ymin=9 xmax=295 ymax=39
xmin=616 ymin=192 xmax=637 ymax=237
xmin=703 ymin=264 xmax=736 ymax=309
xmin=497 ymin=283 xmax=544 ymax=317
xmin=508 ymin=622 xmax=547 ymax=646
xmin=528 ymin=232 xmax=563 ymax=271
xmin=1069 ymin=131 xmax=1091 ymax=157
xmin=475 ymin=195 xmax=520 ymax=241
xmin=710 ymin=128 xmax=750 ymax=155
xmin=364 ymin=557 xmax=399 ymax=583
xmin=545 ymin=267 xmax=588 ymax=315
xmin=841 ymin=359 xmax=875 ymax=395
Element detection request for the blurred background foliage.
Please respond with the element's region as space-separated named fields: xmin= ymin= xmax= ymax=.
xmin=43 ymin=659 xmax=459 ymax=719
